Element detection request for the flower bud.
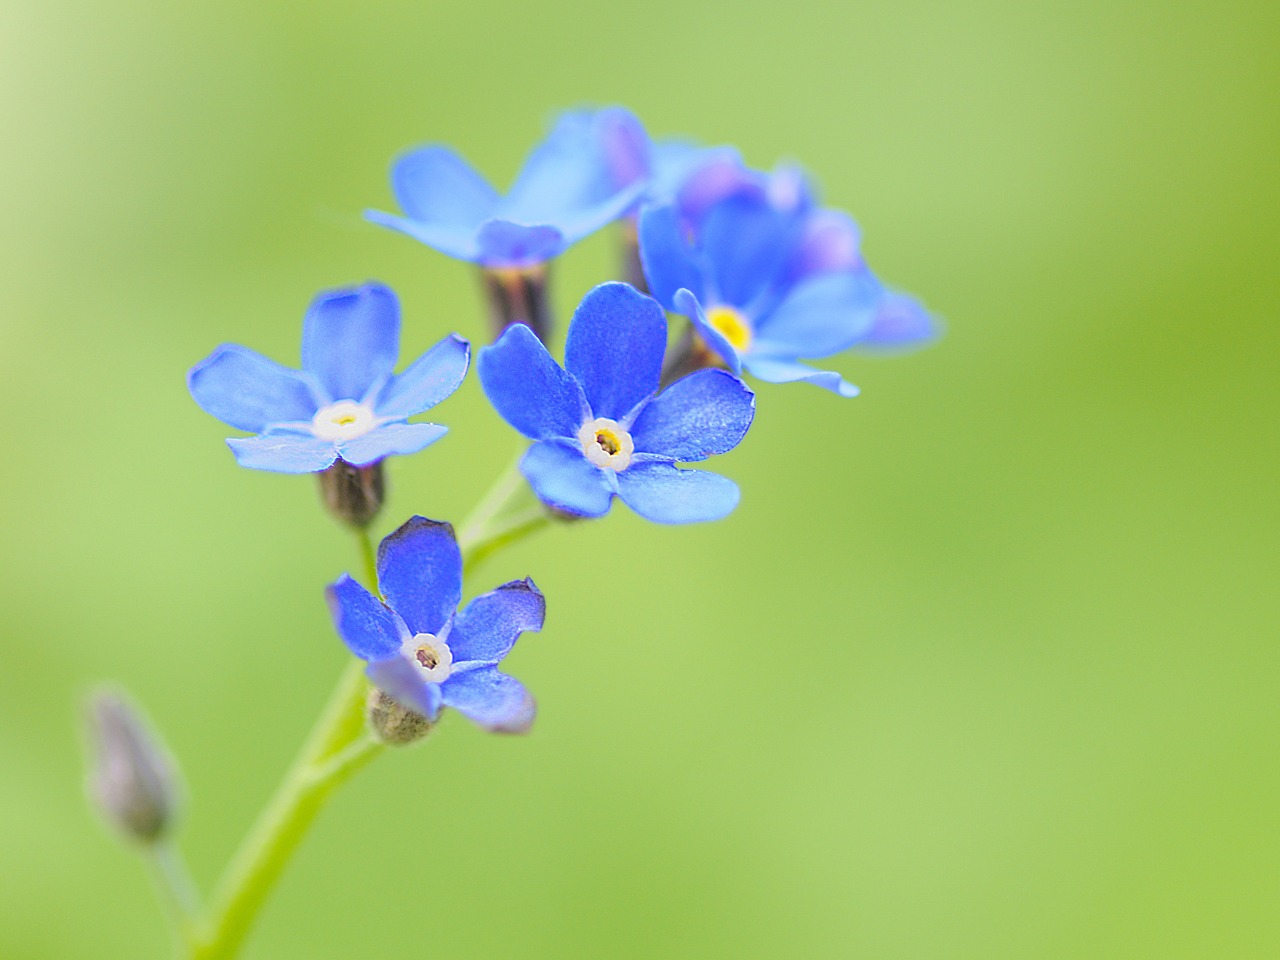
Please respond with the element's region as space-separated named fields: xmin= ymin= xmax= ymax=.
xmin=85 ymin=688 xmax=179 ymax=844
xmin=366 ymin=689 xmax=433 ymax=746
xmin=479 ymin=265 xmax=552 ymax=343
xmin=318 ymin=459 xmax=385 ymax=528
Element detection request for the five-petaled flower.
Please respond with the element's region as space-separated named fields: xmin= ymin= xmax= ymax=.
xmin=478 ymin=282 xmax=756 ymax=524
xmin=640 ymin=176 xmax=934 ymax=396
xmin=188 ymin=283 xmax=469 ymax=473
xmin=365 ymin=107 xmax=647 ymax=269
xmin=328 ymin=517 xmax=544 ymax=733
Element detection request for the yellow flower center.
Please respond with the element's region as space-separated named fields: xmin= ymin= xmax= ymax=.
xmin=577 ymin=417 xmax=635 ymax=471
xmin=704 ymin=305 xmax=754 ymax=352
xmin=311 ymin=400 xmax=377 ymax=443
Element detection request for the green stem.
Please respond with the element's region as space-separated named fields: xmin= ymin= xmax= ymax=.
xmin=189 ymin=473 xmax=552 ymax=959
xmin=147 ymin=840 xmax=201 ymax=952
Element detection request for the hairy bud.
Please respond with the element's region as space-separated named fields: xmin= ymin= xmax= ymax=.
xmin=318 ymin=459 xmax=385 ymax=528
xmin=366 ymin=689 xmax=433 ymax=746
xmin=85 ymin=688 xmax=179 ymax=843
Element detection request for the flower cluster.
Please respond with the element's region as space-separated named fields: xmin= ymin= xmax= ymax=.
xmin=186 ymin=105 xmax=936 ymax=736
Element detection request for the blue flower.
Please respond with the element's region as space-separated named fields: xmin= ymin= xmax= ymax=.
xmin=478 ymin=282 xmax=756 ymax=524
xmin=365 ymin=108 xmax=648 ymax=268
xmin=640 ymin=190 xmax=901 ymax=398
xmin=327 ymin=517 xmax=543 ymax=733
xmin=188 ymin=283 xmax=469 ymax=473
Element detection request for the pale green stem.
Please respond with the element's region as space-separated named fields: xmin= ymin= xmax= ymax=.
xmin=189 ymin=466 xmax=549 ymax=959
xmin=147 ymin=840 xmax=201 ymax=953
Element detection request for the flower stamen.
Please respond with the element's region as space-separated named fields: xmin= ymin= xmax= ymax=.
xmin=401 ymin=633 xmax=453 ymax=684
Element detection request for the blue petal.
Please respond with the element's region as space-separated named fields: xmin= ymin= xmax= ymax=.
xmin=376 ymin=517 xmax=462 ymax=636
xmin=637 ymin=204 xmax=705 ymax=309
xmin=338 ymin=422 xmax=447 ymax=466
xmin=520 ymin=440 xmax=614 ymax=517
xmin=648 ymin=141 xmax=730 ymax=206
xmin=563 ymin=282 xmax=665 ymax=420
xmin=673 ymin=147 xmax=751 ymax=224
xmin=742 ymin=355 xmax=859 ymax=397
xmin=188 ymin=345 xmax=318 ymax=432
xmin=502 ymin=109 xmax=644 ymax=239
xmin=364 ymin=209 xmax=482 ymax=261
xmin=784 ymin=209 xmax=863 ymax=283
xmin=367 ymin=658 xmax=442 ymax=721
xmin=449 ymin=578 xmax=545 ymax=665
xmin=700 ymin=194 xmax=796 ymax=308
xmin=301 ymin=284 xmax=400 ymax=402
xmin=594 ymin=107 xmax=650 ymax=193
xmin=630 ymin=369 xmax=755 ymax=462
xmin=754 ymin=270 xmax=883 ymax=359
xmin=672 ymin=288 xmax=741 ymax=375
xmin=389 ymin=145 xmax=498 ymax=229
xmin=478 ymin=324 xmax=586 ymax=441
xmin=226 ymin=432 xmax=339 ymax=473
xmin=474 ymin=220 xmax=566 ymax=267
xmin=377 ymin=334 xmax=470 ymax=420
xmin=616 ymin=461 xmax=740 ymax=524
xmin=440 ymin=666 xmax=535 ymax=733
xmin=325 ymin=573 xmax=406 ymax=661
xmin=858 ymin=290 xmax=939 ymax=349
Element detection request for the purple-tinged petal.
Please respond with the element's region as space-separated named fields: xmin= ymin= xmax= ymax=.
xmin=326 ymin=573 xmax=405 ymax=661
xmin=449 ymin=579 xmax=545 ymax=665
xmin=564 ymin=282 xmax=665 ymax=420
xmin=630 ymin=369 xmax=755 ymax=462
xmin=478 ymin=324 xmax=587 ymax=441
xmin=785 ymin=209 xmax=864 ymax=283
xmin=520 ymin=440 xmax=614 ymax=517
xmin=389 ymin=145 xmax=498 ymax=229
xmin=440 ymin=666 xmax=535 ymax=733
xmin=616 ymin=461 xmax=740 ymax=524
xmin=376 ymin=517 xmax=461 ymax=636
xmin=474 ymin=220 xmax=566 ymax=268
xmin=675 ymin=148 xmax=754 ymax=223
xmin=742 ymin=356 xmax=859 ymax=397
xmin=364 ymin=209 xmax=482 ymax=261
xmin=754 ymin=270 xmax=882 ymax=359
xmin=226 ymin=433 xmax=338 ymax=473
xmin=188 ymin=345 xmax=318 ymax=433
xmin=597 ymin=107 xmax=650 ymax=192
xmin=301 ymin=284 xmax=400 ymax=403
xmin=700 ymin=194 xmax=796 ymax=309
xmin=367 ymin=658 xmax=442 ymax=721
xmin=857 ymin=290 xmax=939 ymax=349
xmin=637 ymin=204 xmax=705 ymax=309
xmin=377 ymin=334 xmax=470 ymax=420
xmin=672 ymin=289 xmax=742 ymax=375
xmin=338 ymin=422 xmax=447 ymax=466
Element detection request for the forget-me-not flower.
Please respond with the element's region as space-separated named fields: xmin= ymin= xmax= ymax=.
xmin=327 ymin=516 xmax=543 ymax=733
xmin=188 ymin=283 xmax=469 ymax=473
xmin=478 ymin=282 xmax=756 ymax=524
xmin=639 ymin=191 xmax=891 ymax=397
xmin=365 ymin=108 xmax=648 ymax=269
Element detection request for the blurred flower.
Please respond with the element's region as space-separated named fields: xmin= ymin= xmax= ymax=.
xmin=327 ymin=517 xmax=544 ymax=734
xmin=640 ymin=188 xmax=924 ymax=396
xmin=85 ymin=689 xmax=179 ymax=844
xmin=478 ymin=282 xmax=755 ymax=523
xmin=366 ymin=107 xmax=648 ymax=269
xmin=188 ymin=283 xmax=469 ymax=474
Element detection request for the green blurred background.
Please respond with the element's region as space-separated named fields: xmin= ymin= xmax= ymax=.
xmin=2 ymin=0 xmax=1277 ymax=956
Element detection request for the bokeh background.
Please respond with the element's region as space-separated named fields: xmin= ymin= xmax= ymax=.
xmin=2 ymin=0 xmax=1277 ymax=956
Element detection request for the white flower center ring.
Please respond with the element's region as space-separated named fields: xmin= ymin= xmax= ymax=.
xmin=401 ymin=633 xmax=453 ymax=684
xmin=311 ymin=400 xmax=378 ymax=443
xmin=578 ymin=417 xmax=634 ymax=471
